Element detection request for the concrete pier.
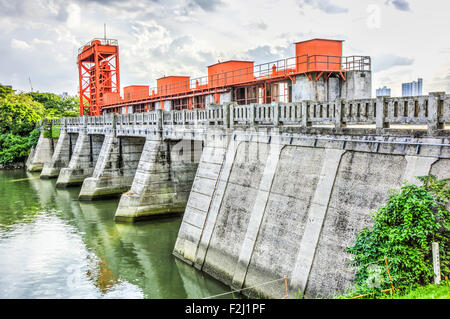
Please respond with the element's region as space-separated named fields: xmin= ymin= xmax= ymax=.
xmin=26 ymin=133 xmax=56 ymax=172
xmin=79 ymin=135 xmax=145 ymax=200
xmin=55 ymin=133 xmax=104 ymax=187
xmin=114 ymin=137 xmax=202 ymax=222
xmin=40 ymin=131 xmax=77 ymax=179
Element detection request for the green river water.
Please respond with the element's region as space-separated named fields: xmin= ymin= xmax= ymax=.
xmin=0 ymin=169 xmax=230 ymax=299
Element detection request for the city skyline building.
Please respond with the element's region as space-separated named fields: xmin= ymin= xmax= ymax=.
xmin=376 ymin=85 xmax=391 ymax=97
xmin=402 ymin=78 xmax=423 ymax=96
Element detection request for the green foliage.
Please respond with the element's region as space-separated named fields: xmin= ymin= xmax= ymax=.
xmin=380 ymin=280 xmax=450 ymax=299
xmin=28 ymin=128 xmax=41 ymax=148
xmin=0 ymin=85 xmax=79 ymax=164
xmin=0 ymin=133 xmax=31 ymax=164
xmin=0 ymin=93 xmax=44 ymax=135
xmin=343 ymin=175 xmax=449 ymax=298
xmin=0 ymin=85 xmax=14 ymax=98
xmin=27 ymin=92 xmax=79 ymax=118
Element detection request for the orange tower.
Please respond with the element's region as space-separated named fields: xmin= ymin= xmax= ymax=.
xmin=77 ymin=38 xmax=120 ymax=116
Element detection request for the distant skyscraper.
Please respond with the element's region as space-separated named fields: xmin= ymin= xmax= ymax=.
xmin=376 ymin=86 xmax=391 ymax=97
xmin=402 ymin=78 xmax=423 ymax=96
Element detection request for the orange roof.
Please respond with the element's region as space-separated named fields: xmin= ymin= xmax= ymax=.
xmin=207 ymin=60 xmax=253 ymax=68
xmin=294 ymin=38 xmax=344 ymax=44
xmin=156 ymin=75 xmax=190 ymax=80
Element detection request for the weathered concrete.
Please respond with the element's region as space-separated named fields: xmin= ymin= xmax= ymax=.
xmin=40 ymin=131 xmax=77 ymax=179
xmin=220 ymin=92 xmax=231 ymax=104
xmin=292 ymin=75 xmax=328 ymax=101
xmin=55 ymin=133 xmax=104 ymax=187
xmin=29 ymin=95 xmax=449 ymax=298
xmin=78 ymin=135 xmax=146 ymax=200
xmin=340 ymin=70 xmax=372 ymax=100
xmin=172 ymin=133 xmax=234 ymax=266
xmin=26 ymin=133 xmax=57 ymax=172
xmin=114 ymin=137 xmax=202 ymax=222
xmin=292 ymin=71 xmax=371 ymax=103
xmin=231 ymin=140 xmax=283 ymax=290
xmin=174 ymin=128 xmax=449 ymax=299
xmin=290 ymin=148 xmax=345 ymax=295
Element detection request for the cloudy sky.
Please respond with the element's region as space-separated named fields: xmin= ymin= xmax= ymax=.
xmin=0 ymin=0 xmax=449 ymax=97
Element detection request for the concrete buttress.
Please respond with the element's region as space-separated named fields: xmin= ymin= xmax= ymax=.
xmin=55 ymin=132 xmax=104 ymax=187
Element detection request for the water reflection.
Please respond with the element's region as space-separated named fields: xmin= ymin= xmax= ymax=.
xmin=0 ymin=170 xmax=229 ymax=299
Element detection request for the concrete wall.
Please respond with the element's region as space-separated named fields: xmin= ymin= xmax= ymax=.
xmin=291 ymin=71 xmax=371 ymax=102
xmin=78 ymin=136 xmax=146 ymax=200
xmin=174 ymin=130 xmax=448 ymax=298
xmin=292 ymin=75 xmax=328 ymax=102
xmin=220 ymin=92 xmax=232 ymax=104
xmin=205 ymin=94 xmax=215 ymax=107
xmin=164 ymin=100 xmax=172 ymax=111
xmin=340 ymin=70 xmax=372 ymax=100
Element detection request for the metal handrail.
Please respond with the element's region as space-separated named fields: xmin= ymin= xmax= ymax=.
xmin=101 ymin=54 xmax=371 ymax=107
xmin=78 ymin=38 xmax=119 ymax=55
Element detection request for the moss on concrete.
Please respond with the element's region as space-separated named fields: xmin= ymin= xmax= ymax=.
xmin=79 ymin=187 xmax=130 ymax=201
xmin=115 ymin=204 xmax=186 ymax=223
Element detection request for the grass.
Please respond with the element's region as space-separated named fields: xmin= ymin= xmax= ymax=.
xmin=43 ymin=124 xmax=61 ymax=139
xmin=333 ymin=279 xmax=450 ymax=299
xmin=379 ymin=281 xmax=450 ymax=299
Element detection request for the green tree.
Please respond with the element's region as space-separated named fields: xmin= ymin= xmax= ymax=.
xmin=0 ymin=85 xmax=79 ymax=165
xmin=0 ymin=93 xmax=44 ymax=135
xmin=27 ymin=92 xmax=79 ymax=118
xmin=345 ymin=175 xmax=449 ymax=297
xmin=0 ymin=85 xmax=14 ymax=98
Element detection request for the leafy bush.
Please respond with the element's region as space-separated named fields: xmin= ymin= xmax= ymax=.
xmin=344 ymin=175 xmax=449 ymax=297
xmin=27 ymin=128 xmax=41 ymax=148
xmin=0 ymin=85 xmax=78 ymax=164
xmin=0 ymin=93 xmax=44 ymax=135
xmin=0 ymin=133 xmax=31 ymax=164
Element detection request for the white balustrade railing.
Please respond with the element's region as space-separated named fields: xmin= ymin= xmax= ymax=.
xmin=53 ymin=93 xmax=449 ymax=133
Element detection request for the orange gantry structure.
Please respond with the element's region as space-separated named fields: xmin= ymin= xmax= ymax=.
xmin=77 ymin=38 xmax=120 ymax=116
xmin=77 ymin=38 xmax=370 ymax=116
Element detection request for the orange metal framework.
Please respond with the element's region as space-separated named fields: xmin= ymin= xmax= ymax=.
xmin=77 ymin=38 xmax=120 ymax=116
xmin=78 ymin=38 xmax=370 ymax=115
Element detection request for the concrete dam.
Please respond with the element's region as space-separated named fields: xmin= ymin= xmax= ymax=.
xmin=27 ymin=94 xmax=450 ymax=298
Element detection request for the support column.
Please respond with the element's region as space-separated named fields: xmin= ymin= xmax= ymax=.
xmin=403 ymin=156 xmax=438 ymax=185
xmin=231 ymin=141 xmax=283 ymax=289
xmin=55 ymin=133 xmax=104 ymax=188
xmin=40 ymin=131 xmax=76 ymax=179
xmin=427 ymin=92 xmax=444 ymax=134
xmin=290 ymin=149 xmax=346 ymax=295
xmin=114 ymin=136 xmax=200 ymax=222
xmin=26 ymin=132 xmax=56 ymax=172
xmin=78 ymin=135 xmax=145 ymax=200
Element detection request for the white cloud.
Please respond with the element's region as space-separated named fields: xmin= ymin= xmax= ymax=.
xmin=66 ymin=3 xmax=81 ymax=29
xmin=0 ymin=0 xmax=449 ymax=97
xmin=32 ymin=38 xmax=53 ymax=45
xmin=10 ymin=38 xmax=32 ymax=50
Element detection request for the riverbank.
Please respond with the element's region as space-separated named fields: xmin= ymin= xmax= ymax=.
xmin=0 ymin=161 xmax=25 ymax=170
